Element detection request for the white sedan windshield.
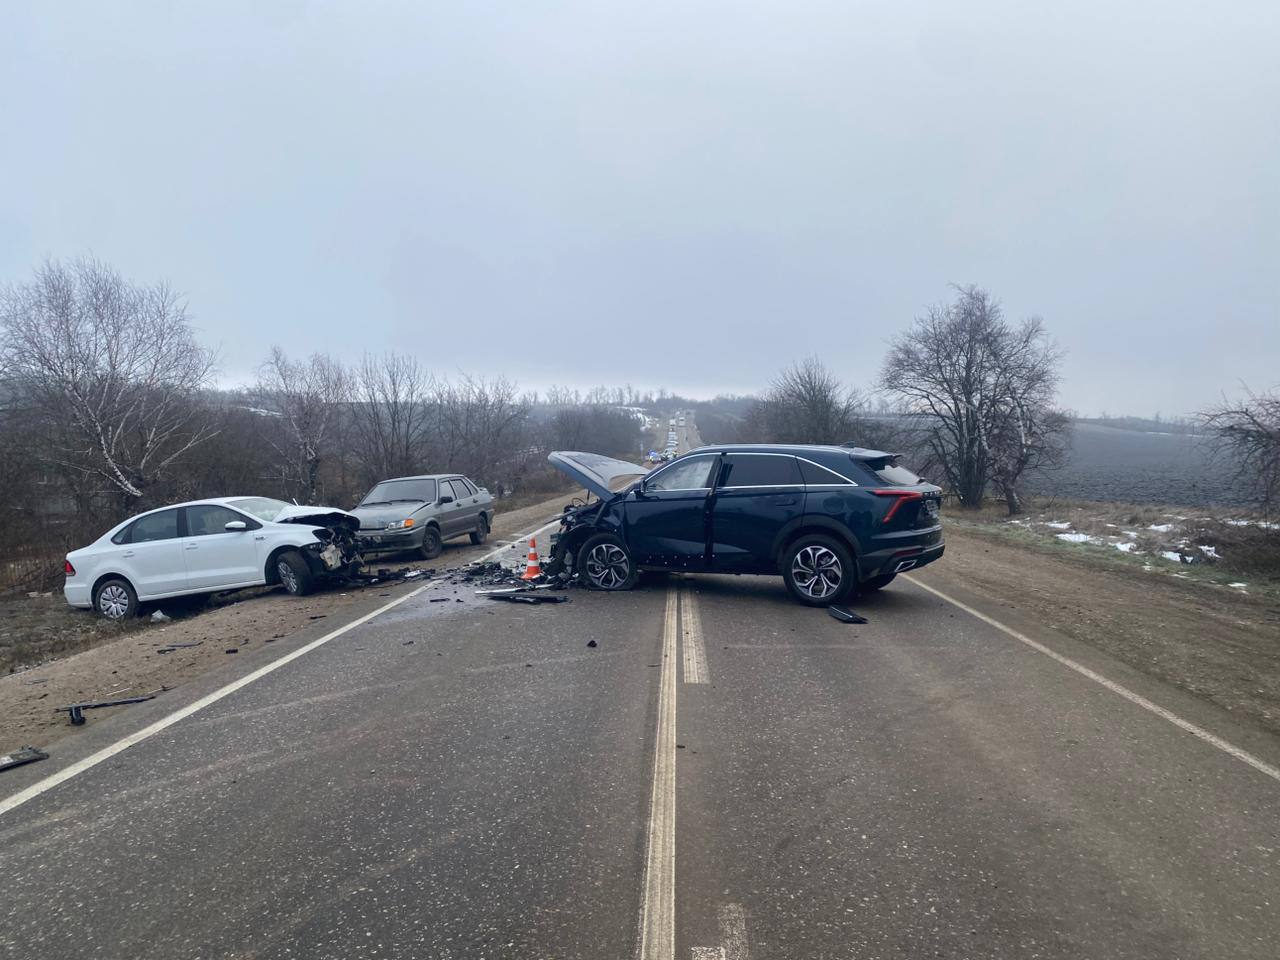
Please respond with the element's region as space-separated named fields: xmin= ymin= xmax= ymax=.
xmin=226 ymin=497 xmax=290 ymax=522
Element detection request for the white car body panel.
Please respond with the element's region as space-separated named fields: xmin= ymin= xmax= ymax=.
xmin=63 ymin=497 xmax=359 ymax=613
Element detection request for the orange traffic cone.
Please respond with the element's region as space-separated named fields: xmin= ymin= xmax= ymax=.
xmin=521 ymin=538 xmax=543 ymax=580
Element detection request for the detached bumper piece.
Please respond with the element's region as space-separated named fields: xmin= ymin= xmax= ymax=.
xmin=0 ymin=746 xmax=49 ymax=773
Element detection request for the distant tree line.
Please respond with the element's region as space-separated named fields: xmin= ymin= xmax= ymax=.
xmin=0 ymin=257 xmax=645 ymax=589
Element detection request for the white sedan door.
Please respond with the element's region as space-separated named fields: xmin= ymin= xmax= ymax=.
xmin=112 ymin=508 xmax=188 ymax=598
xmin=181 ymin=504 xmax=265 ymax=589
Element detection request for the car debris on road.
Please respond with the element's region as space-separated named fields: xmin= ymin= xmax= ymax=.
xmin=0 ymin=746 xmax=49 ymax=773
xmin=57 ymin=690 xmax=161 ymax=726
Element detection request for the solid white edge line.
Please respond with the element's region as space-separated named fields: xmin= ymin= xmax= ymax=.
xmin=638 ymin=582 xmax=679 ymax=960
xmin=903 ymin=574 xmax=1280 ymax=784
xmin=0 ymin=517 xmax=565 ymax=819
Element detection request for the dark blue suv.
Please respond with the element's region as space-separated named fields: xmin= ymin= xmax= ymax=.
xmin=547 ymin=444 xmax=944 ymax=605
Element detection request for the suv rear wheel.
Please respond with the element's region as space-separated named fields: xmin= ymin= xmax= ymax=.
xmin=781 ymin=534 xmax=855 ymax=606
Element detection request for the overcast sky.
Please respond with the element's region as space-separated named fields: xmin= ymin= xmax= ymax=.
xmin=2 ymin=1 xmax=1276 ymax=416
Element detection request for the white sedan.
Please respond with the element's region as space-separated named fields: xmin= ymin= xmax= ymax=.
xmin=64 ymin=497 xmax=362 ymax=620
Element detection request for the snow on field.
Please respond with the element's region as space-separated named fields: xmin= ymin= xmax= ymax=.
xmin=1123 ymin=530 xmax=1138 ymax=538
xmin=1198 ymin=545 xmax=1221 ymax=559
xmin=1044 ymin=521 xmax=1072 ymax=530
xmin=1148 ymin=523 xmax=1175 ymax=533
xmin=1228 ymin=582 xmax=1248 ymax=590
xmin=1161 ymin=550 xmax=1187 ymax=563
xmin=1225 ymin=519 xmax=1279 ymax=529
xmin=1056 ymin=532 xmax=1101 ymax=544
xmin=1115 ymin=542 xmax=1140 ymax=553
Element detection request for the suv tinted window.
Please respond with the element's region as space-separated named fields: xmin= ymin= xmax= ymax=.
xmin=186 ymin=504 xmax=257 ymax=536
xmin=719 ymin=454 xmax=801 ymax=487
xmin=120 ymin=509 xmax=180 ymax=543
xmin=647 ymin=456 xmax=717 ymax=491
xmin=796 ymin=459 xmax=854 ymax=485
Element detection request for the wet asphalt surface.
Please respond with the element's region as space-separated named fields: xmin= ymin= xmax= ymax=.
xmin=1 ymin=561 xmax=1279 ymax=960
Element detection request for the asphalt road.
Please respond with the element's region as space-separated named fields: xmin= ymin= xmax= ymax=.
xmin=2 ymin=461 xmax=1279 ymax=958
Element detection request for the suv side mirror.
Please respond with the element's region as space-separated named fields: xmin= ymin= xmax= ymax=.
xmin=438 ymin=494 xmax=454 ymax=505
xmin=224 ymin=520 xmax=248 ymax=532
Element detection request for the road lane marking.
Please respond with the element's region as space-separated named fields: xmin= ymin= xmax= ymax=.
xmin=638 ymin=582 xmax=680 ymax=960
xmin=904 ymin=574 xmax=1280 ymax=784
xmin=0 ymin=518 xmax=563 ymax=820
xmin=719 ymin=904 xmax=750 ymax=960
xmin=680 ymin=582 xmax=709 ymax=685
xmin=690 ymin=903 xmax=750 ymax=960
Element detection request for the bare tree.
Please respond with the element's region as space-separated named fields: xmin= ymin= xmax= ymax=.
xmin=0 ymin=257 xmax=217 ymax=506
xmin=742 ymin=357 xmax=899 ymax=447
xmin=880 ymin=285 xmax=1067 ymax=513
xmin=350 ymin=353 xmax=432 ymax=484
xmin=425 ymin=375 xmax=531 ymax=489
xmin=253 ymin=346 xmax=350 ymax=502
xmin=1199 ymin=387 xmax=1280 ymax=515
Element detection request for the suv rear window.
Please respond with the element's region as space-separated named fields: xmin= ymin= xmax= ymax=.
xmin=861 ymin=458 xmax=923 ymax=486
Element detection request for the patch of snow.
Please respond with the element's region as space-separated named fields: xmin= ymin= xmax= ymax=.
xmin=1114 ymin=542 xmax=1140 ymax=553
xmin=1104 ymin=523 xmax=1118 ymax=528
xmin=1044 ymin=521 xmax=1072 ymax=530
xmin=1225 ymin=519 xmax=1280 ymax=529
xmin=1228 ymin=582 xmax=1248 ymax=589
xmin=1148 ymin=523 xmax=1175 ymax=533
xmin=1056 ymin=532 xmax=1100 ymax=544
xmin=1160 ymin=550 xmax=1187 ymax=563
xmin=1197 ymin=545 xmax=1220 ymax=559
xmin=1123 ymin=530 xmax=1139 ymax=538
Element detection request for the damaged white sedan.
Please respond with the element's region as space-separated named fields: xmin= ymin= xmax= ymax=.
xmin=63 ymin=497 xmax=363 ymax=619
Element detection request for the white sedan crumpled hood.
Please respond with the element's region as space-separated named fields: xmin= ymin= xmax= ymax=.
xmin=273 ymin=504 xmax=361 ymax=532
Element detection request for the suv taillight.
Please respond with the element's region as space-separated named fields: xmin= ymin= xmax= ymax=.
xmin=870 ymin=489 xmax=923 ymax=523
xmin=64 ymin=559 xmax=76 ymax=576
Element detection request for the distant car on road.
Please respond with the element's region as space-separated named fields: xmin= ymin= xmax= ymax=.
xmin=352 ymin=474 xmax=493 ymax=560
xmin=547 ymin=444 xmax=943 ymax=605
xmin=64 ymin=497 xmax=362 ymax=619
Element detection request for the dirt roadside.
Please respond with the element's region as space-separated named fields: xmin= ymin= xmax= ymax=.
xmin=0 ymin=492 xmax=582 ymax=755
xmin=915 ymin=522 xmax=1280 ymax=736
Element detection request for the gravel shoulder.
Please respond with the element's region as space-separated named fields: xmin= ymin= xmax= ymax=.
xmin=0 ymin=491 xmax=581 ymax=754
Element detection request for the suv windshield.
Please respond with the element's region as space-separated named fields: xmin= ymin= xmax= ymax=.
xmin=360 ymin=478 xmax=438 ymax=506
xmin=225 ymin=497 xmax=290 ymax=522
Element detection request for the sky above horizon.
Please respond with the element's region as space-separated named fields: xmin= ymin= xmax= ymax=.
xmin=2 ymin=1 xmax=1277 ymax=417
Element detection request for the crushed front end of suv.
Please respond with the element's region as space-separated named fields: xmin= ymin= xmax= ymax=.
xmin=546 ymin=445 xmax=943 ymax=605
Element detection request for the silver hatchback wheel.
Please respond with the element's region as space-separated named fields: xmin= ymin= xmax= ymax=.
xmin=790 ymin=545 xmax=844 ymax=601
xmin=98 ymin=583 xmax=131 ymax=619
xmin=277 ymin=558 xmax=299 ymax=594
xmin=584 ymin=543 xmax=631 ymax=589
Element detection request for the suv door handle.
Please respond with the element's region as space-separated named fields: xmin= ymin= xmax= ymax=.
xmin=768 ymin=495 xmax=799 ymax=506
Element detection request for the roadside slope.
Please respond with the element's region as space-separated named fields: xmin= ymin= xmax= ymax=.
xmin=914 ymin=523 xmax=1280 ymax=735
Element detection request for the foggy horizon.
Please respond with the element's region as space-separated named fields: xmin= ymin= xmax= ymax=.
xmin=4 ymin=1 xmax=1277 ymax=418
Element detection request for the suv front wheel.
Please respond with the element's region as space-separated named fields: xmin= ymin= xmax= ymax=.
xmin=781 ymin=535 xmax=855 ymax=606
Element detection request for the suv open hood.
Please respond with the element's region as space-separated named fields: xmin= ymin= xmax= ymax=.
xmin=548 ymin=451 xmax=648 ymax=501
xmin=274 ymin=504 xmax=360 ymax=532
